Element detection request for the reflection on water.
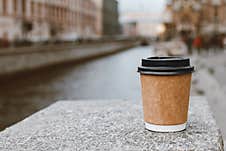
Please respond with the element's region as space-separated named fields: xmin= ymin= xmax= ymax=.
xmin=0 ymin=46 xmax=153 ymax=130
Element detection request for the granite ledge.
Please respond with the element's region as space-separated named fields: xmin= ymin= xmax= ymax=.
xmin=0 ymin=96 xmax=224 ymax=151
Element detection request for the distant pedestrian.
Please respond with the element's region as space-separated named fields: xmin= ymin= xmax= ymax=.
xmin=193 ymin=35 xmax=202 ymax=53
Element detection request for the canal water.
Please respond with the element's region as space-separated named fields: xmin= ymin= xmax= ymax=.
xmin=0 ymin=46 xmax=154 ymax=130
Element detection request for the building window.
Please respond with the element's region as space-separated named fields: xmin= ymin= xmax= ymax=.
xmin=31 ymin=1 xmax=34 ymax=17
xmin=14 ymin=0 xmax=17 ymax=15
xmin=3 ymin=0 xmax=8 ymax=15
xmin=37 ymin=3 xmax=41 ymax=19
xmin=22 ymin=0 xmax=26 ymax=17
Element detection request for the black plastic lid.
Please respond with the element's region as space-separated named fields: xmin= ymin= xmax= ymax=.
xmin=138 ymin=57 xmax=194 ymax=75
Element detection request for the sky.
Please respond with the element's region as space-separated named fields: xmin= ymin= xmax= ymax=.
xmin=118 ymin=0 xmax=166 ymax=23
xmin=118 ymin=0 xmax=166 ymax=14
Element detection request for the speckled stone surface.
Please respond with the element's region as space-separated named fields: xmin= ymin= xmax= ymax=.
xmin=0 ymin=97 xmax=224 ymax=151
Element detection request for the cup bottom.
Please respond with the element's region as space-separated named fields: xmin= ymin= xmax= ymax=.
xmin=145 ymin=122 xmax=186 ymax=132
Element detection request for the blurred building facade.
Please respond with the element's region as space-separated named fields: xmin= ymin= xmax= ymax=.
xmin=0 ymin=0 xmax=120 ymax=42
xmin=93 ymin=0 xmax=120 ymax=36
xmin=163 ymin=0 xmax=226 ymax=39
xmin=102 ymin=0 xmax=120 ymax=36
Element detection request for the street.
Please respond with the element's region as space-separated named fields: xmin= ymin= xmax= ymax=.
xmin=0 ymin=46 xmax=153 ymax=130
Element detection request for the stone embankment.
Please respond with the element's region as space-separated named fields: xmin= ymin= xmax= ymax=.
xmin=0 ymin=41 xmax=137 ymax=76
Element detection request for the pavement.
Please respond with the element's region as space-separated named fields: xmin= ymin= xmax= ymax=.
xmin=191 ymin=50 xmax=226 ymax=147
xmin=0 ymin=97 xmax=223 ymax=151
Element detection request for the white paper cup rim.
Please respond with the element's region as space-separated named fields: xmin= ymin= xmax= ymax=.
xmin=145 ymin=122 xmax=186 ymax=132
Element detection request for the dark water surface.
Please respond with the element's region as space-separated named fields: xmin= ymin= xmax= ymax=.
xmin=0 ymin=46 xmax=153 ymax=130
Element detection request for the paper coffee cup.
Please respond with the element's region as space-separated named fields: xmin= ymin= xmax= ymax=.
xmin=138 ymin=57 xmax=194 ymax=132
